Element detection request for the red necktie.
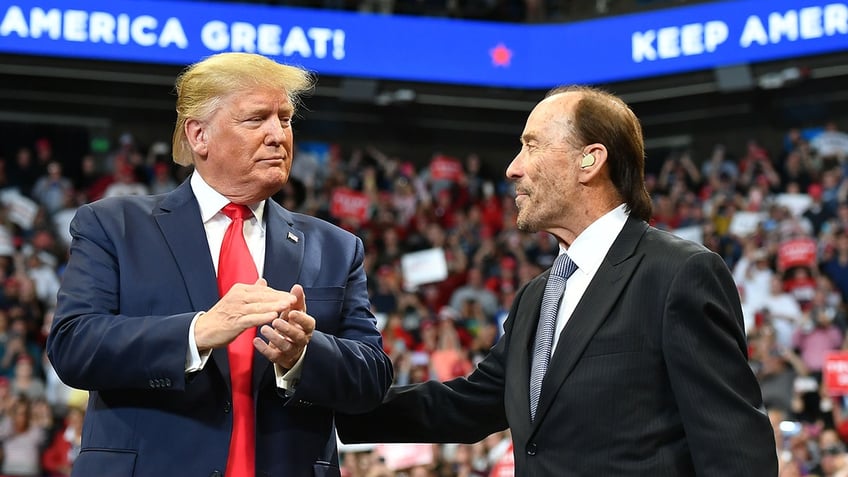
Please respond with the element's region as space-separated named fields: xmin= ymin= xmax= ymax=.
xmin=218 ymin=203 xmax=258 ymax=477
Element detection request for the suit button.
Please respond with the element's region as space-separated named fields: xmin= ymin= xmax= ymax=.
xmin=527 ymin=443 xmax=537 ymax=456
xmin=164 ymin=378 xmax=171 ymax=387
xmin=149 ymin=379 xmax=156 ymax=388
xmin=224 ymin=401 xmax=231 ymax=413
xmin=210 ymin=471 xmax=222 ymax=477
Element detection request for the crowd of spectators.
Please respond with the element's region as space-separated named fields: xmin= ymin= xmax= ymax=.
xmin=0 ymin=117 xmax=848 ymax=475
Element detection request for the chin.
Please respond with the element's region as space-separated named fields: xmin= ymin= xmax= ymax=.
xmin=260 ymin=169 xmax=287 ymax=185
xmin=244 ymin=177 xmax=282 ymax=200
xmin=515 ymin=216 xmax=535 ymax=233
xmin=261 ymin=180 xmax=286 ymax=197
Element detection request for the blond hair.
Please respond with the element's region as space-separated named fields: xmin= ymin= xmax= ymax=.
xmin=171 ymin=52 xmax=315 ymax=166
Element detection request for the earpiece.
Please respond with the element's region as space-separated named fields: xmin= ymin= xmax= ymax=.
xmin=581 ymin=153 xmax=595 ymax=168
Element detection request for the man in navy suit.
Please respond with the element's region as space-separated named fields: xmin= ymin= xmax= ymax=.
xmin=47 ymin=52 xmax=392 ymax=477
xmin=338 ymin=86 xmax=778 ymax=476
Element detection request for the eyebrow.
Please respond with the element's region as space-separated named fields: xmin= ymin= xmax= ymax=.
xmin=520 ymin=132 xmax=538 ymax=144
xmin=240 ymin=104 xmax=294 ymax=116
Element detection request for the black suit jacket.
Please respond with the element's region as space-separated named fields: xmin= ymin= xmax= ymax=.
xmin=338 ymin=217 xmax=777 ymax=476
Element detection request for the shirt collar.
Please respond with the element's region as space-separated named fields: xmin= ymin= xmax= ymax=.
xmin=190 ymin=172 xmax=266 ymax=227
xmin=563 ymin=203 xmax=629 ymax=277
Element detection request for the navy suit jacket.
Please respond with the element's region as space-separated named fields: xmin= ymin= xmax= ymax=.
xmin=48 ymin=179 xmax=393 ymax=477
xmin=338 ymin=217 xmax=777 ymax=476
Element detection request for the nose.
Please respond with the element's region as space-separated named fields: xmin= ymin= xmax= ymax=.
xmin=265 ymin=119 xmax=286 ymax=146
xmin=505 ymin=151 xmax=523 ymax=180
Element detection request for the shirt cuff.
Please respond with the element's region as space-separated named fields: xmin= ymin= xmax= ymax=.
xmin=274 ymin=344 xmax=307 ymax=391
xmin=185 ymin=312 xmax=212 ymax=373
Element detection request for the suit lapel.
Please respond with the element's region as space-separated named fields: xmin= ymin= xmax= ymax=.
xmin=154 ymin=180 xmax=219 ymax=308
xmin=153 ymin=181 xmax=230 ymax=384
xmin=533 ymin=217 xmax=648 ymax=426
xmin=252 ymin=200 xmax=304 ymax=391
xmin=510 ymin=278 xmax=546 ymax=431
xmin=153 ymin=184 xmax=307 ymax=393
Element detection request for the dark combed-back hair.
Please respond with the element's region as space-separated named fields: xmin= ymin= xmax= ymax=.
xmin=546 ymin=85 xmax=652 ymax=221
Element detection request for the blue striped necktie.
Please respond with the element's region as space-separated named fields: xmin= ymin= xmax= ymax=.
xmin=530 ymin=253 xmax=578 ymax=421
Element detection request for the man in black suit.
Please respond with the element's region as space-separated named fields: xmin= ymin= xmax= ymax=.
xmin=338 ymin=85 xmax=777 ymax=476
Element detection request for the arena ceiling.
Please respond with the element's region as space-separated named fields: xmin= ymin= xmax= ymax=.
xmin=1 ymin=48 xmax=847 ymax=169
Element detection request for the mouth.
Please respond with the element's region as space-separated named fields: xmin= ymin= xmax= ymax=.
xmin=513 ymin=188 xmax=530 ymax=208
xmin=514 ymin=195 xmax=528 ymax=208
xmin=258 ymin=156 xmax=285 ymax=164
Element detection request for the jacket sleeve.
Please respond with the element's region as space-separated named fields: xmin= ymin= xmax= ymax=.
xmin=47 ymin=204 xmax=196 ymax=392
xmin=287 ymin=235 xmax=394 ymax=414
xmin=664 ymin=250 xmax=777 ymax=476
xmin=335 ymin=283 xmax=522 ymax=444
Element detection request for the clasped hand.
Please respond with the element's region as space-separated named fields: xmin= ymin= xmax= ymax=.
xmin=195 ymin=278 xmax=315 ymax=369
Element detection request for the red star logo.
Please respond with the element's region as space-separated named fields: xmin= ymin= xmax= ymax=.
xmin=490 ymin=43 xmax=512 ymax=67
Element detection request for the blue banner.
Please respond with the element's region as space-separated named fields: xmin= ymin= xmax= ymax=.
xmin=0 ymin=0 xmax=846 ymax=88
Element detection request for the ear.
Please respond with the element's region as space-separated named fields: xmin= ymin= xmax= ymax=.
xmin=578 ymin=144 xmax=608 ymax=183
xmin=185 ymin=119 xmax=209 ymax=158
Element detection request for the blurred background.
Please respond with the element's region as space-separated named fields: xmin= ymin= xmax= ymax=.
xmin=0 ymin=0 xmax=847 ymax=476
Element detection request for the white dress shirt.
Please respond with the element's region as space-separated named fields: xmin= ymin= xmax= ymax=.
xmin=185 ymin=172 xmax=303 ymax=389
xmin=193 ymin=173 xmax=267 ymax=277
xmin=551 ymin=204 xmax=629 ymax=353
